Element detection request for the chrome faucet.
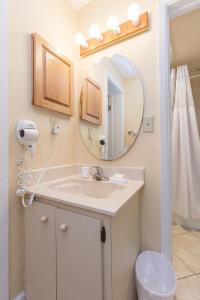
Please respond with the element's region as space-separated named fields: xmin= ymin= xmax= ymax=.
xmin=92 ymin=166 xmax=109 ymax=181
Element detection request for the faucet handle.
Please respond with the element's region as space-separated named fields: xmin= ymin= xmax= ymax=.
xmin=94 ymin=166 xmax=103 ymax=174
xmin=92 ymin=166 xmax=108 ymax=181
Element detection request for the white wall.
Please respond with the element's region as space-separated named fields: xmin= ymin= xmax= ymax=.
xmin=0 ymin=0 xmax=9 ymax=299
xmin=9 ymin=0 xmax=79 ymax=298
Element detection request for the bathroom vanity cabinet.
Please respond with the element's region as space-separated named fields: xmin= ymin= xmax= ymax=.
xmin=25 ymin=193 xmax=141 ymax=300
xmin=32 ymin=33 xmax=74 ymax=116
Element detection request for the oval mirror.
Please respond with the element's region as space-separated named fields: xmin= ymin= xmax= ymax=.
xmin=79 ymin=54 xmax=144 ymax=160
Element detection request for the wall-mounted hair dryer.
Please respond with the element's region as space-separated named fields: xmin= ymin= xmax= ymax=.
xmin=16 ymin=120 xmax=39 ymax=156
xmin=99 ymin=134 xmax=108 ymax=146
xmin=98 ymin=134 xmax=108 ymax=158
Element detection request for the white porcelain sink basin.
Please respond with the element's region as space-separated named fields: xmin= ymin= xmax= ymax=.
xmin=28 ymin=175 xmax=144 ymax=216
xmin=48 ymin=178 xmax=125 ymax=199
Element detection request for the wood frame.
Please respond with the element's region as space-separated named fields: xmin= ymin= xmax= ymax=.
xmin=32 ymin=33 xmax=74 ymax=116
xmin=80 ymin=77 xmax=102 ymax=125
xmin=80 ymin=12 xmax=149 ymax=57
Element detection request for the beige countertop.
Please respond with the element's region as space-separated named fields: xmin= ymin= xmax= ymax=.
xmin=27 ymin=175 xmax=144 ymax=216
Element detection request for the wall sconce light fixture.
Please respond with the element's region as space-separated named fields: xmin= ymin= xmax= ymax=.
xmin=89 ymin=24 xmax=103 ymax=41
xmin=107 ymin=15 xmax=120 ymax=35
xmin=75 ymin=3 xmax=149 ymax=57
xmin=75 ymin=32 xmax=88 ymax=48
xmin=128 ymin=3 xmax=141 ymax=26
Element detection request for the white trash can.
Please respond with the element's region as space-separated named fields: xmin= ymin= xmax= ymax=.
xmin=135 ymin=251 xmax=177 ymax=300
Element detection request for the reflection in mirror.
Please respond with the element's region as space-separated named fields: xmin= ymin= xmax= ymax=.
xmin=80 ymin=54 xmax=144 ymax=161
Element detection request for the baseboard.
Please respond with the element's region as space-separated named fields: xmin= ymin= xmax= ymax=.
xmin=13 ymin=290 xmax=26 ymax=300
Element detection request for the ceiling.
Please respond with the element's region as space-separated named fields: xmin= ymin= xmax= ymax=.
xmin=68 ymin=0 xmax=92 ymax=10
xmin=169 ymin=0 xmax=200 ymax=19
xmin=170 ymin=8 xmax=200 ymax=72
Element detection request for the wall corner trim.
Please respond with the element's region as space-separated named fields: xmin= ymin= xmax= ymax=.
xmin=0 ymin=0 xmax=9 ymax=298
xmin=159 ymin=0 xmax=172 ymax=260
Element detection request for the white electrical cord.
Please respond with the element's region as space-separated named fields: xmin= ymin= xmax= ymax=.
xmin=28 ymin=137 xmax=58 ymax=206
xmin=17 ymin=136 xmax=58 ymax=208
xmin=16 ymin=157 xmax=29 ymax=208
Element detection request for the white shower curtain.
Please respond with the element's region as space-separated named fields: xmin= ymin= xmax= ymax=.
xmin=172 ymin=65 xmax=200 ymax=219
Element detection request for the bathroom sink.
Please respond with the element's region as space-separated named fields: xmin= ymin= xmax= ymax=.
xmin=28 ymin=174 xmax=144 ymax=216
xmin=48 ymin=178 xmax=125 ymax=199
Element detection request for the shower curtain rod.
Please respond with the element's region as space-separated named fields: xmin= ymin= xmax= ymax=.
xmin=189 ymin=67 xmax=200 ymax=73
xmin=189 ymin=67 xmax=200 ymax=79
xmin=171 ymin=66 xmax=200 ymax=78
xmin=172 ymin=66 xmax=200 ymax=73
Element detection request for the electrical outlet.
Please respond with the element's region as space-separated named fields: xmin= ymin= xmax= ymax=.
xmin=50 ymin=118 xmax=60 ymax=135
xmin=143 ymin=116 xmax=154 ymax=133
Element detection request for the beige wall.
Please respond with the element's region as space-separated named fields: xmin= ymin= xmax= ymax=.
xmin=170 ymin=9 xmax=200 ymax=68
xmin=170 ymin=9 xmax=200 ymax=133
xmin=76 ymin=0 xmax=161 ymax=252
xmin=9 ymin=0 xmax=78 ymax=298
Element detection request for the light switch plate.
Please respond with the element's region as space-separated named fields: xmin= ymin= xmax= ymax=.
xmin=143 ymin=116 xmax=154 ymax=133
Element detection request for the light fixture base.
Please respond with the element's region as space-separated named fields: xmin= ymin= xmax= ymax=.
xmin=80 ymin=12 xmax=149 ymax=57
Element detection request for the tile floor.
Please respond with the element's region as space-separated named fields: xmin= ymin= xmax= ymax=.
xmin=173 ymin=225 xmax=200 ymax=299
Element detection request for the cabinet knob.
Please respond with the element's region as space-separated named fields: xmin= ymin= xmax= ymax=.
xmin=41 ymin=216 xmax=48 ymax=223
xmin=60 ymin=224 xmax=68 ymax=232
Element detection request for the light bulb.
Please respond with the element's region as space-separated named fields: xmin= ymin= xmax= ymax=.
xmin=74 ymin=32 xmax=88 ymax=48
xmin=89 ymin=24 xmax=103 ymax=41
xmin=128 ymin=3 xmax=141 ymax=26
xmin=107 ymin=15 xmax=120 ymax=34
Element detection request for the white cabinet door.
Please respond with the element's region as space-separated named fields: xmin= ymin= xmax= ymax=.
xmin=25 ymin=202 xmax=56 ymax=300
xmin=56 ymin=209 xmax=103 ymax=300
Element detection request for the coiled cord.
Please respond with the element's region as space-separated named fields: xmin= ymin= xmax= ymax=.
xmin=16 ymin=136 xmax=58 ymax=208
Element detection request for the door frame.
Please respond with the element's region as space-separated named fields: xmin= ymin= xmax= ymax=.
xmin=159 ymin=0 xmax=200 ymax=259
xmin=107 ymin=75 xmax=125 ymax=159
xmin=0 ymin=0 xmax=9 ymax=299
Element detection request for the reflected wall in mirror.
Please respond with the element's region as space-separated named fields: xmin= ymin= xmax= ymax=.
xmin=80 ymin=54 xmax=144 ymax=160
